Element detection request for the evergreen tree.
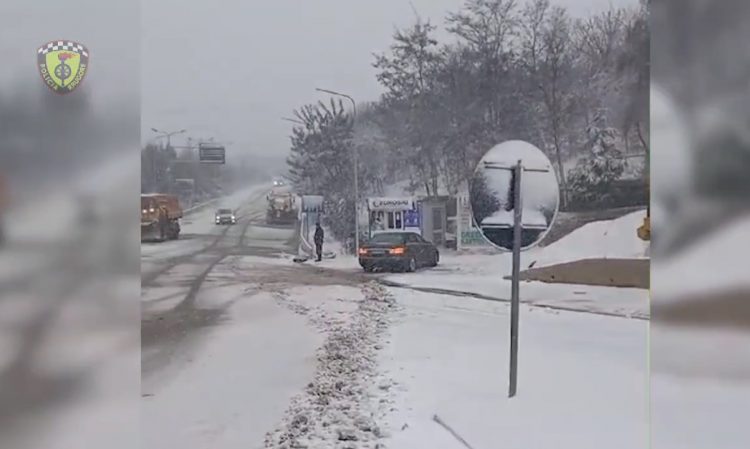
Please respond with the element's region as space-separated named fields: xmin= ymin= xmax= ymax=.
xmin=567 ymin=114 xmax=626 ymax=207
xmin=469 ymin=170 xmax=502 ymax=225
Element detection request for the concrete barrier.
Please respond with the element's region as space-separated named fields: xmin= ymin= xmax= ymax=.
xmin=510 ymin=258 xmax=649 ymax=289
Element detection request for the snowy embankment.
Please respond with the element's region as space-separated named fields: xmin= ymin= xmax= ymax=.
xmin=528 ymin=209 xmax=649 ymax=267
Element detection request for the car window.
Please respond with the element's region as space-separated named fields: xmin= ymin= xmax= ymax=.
xmin=406 ymin=234 xmax=420 ymax=243
xmin=369 ymin=233 xmax=406 ymax=244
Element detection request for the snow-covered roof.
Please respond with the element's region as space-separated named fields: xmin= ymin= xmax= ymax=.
xmin=481 ymin=140 xmax=555 ymax=171
xmin=480 ymin=208 xmax=548 ymax=228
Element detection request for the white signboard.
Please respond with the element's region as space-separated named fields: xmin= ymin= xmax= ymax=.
xmin=457 ymin=195 xmax=488 ymax=248
xmin=367 ymin=197 xmax=415 ymax=211
xmin=301 ymin=195 xmax=324 ymax=212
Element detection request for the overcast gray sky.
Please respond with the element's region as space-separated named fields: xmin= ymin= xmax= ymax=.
xmin=142 ymin=0 xmax=636 ymax=162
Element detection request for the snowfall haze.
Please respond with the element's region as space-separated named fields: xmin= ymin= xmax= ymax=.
xmin=141 ymin=0 xmax=638 ymax=164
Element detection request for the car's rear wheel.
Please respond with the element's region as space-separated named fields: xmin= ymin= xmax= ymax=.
xmin=406 ymin=257 xmax=417 ymax=273
xmin=432 ymin=250 xmax=439 ymax=267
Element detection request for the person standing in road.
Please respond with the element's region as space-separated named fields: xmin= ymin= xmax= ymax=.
xmin=314 ymin=222 xmax=324 ymax=262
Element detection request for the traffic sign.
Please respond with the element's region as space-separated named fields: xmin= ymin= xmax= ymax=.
xmin=469 ymin=140 xmax=559 ymax=251
xmin=199 ymin=144 xmax=225 ymax=164
xmin=468 ymin=140 xmax=560 ymax=399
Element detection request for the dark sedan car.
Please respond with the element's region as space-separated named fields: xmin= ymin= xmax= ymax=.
xmin=358 ymin=232 xmax=439 ymax=273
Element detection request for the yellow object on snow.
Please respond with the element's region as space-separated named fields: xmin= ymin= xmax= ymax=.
xmin=637 ymin=216 xmax=650 ymax=241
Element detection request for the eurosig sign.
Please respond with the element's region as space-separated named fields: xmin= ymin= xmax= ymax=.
xmin=367 ymin=197 xmax=416 ymax=211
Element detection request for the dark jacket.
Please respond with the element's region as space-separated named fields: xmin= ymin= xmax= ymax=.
xmin=314 ymin=226 xmax=324 ymax=245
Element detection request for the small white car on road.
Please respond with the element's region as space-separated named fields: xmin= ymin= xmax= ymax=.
xmin=215 ymin=208 xmax=236 ymax=225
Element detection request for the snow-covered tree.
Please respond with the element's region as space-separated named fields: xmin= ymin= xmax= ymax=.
xmin=469 ymin=170 xmax=501 ymax=225
xmin=286 ymin=99 xmax=361 ymax=240
xmin=284 ymin=0 xmax=650 ymax=213
xmin=567 ymin=115 xmax=626 ymax=207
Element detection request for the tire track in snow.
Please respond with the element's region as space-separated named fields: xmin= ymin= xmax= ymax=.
xmin=377 ymin=279 xmax=649 ymax=321
xmin=141 ymin=198 xmax=265 ymax=286
xmin=141 ymin=207 xmax=267 ymax=377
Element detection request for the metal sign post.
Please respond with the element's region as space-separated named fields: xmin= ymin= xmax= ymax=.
xmin=483 ymin=161 xmax=550 ymax=398
xmin=509 ymin=160 xmax=523 ymax=398
xmin=469 ymin=140 xmax=560 ymax=400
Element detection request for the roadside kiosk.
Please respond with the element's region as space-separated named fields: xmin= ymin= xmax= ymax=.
xmin=367 ymin=197 xmax=421 ymax=238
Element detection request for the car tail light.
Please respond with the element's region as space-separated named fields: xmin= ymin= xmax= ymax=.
xmin=389 ymin=246 xmax=406 ymax=255
xmin=358 ymin=248 xmax=368 ymax=255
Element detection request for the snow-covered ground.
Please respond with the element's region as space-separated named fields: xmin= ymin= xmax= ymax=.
xmin=381 ymin=289 xmax=647 ymax=449
xmin=138 ymin=188 xmax=750 ymax=449
xmin=308 ymin=210 xmax=650 ymax=318
xmin=387 ymin=266 xmax=648 ymax=318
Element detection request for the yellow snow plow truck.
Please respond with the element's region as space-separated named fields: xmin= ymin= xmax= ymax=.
xmin=141 ymin=193 xmax=182 ymax=242
xmin=266 ymin=191 xmax=297 ymax=225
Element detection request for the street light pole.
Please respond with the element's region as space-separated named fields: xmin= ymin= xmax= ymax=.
xmin=315 ymin=88 xmax=359 ymax=254
xmin=151 ymin=128 xmax=187 ymax=149
xmin=150 ymin=128 xmax=186 ymax=192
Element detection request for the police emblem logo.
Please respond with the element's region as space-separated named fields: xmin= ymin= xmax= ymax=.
xmin=37 ymin=40 xmax=89 ymax=94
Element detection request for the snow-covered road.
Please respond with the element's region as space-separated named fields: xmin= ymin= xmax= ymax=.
xmin=141 ymin=184 xmax=317 ymax=449
xmin=140 ymin=183 xmax=271 ymax=270
xmin=141 ymin=192 xmax=653 ymax=449
xmin=142 ymin=289 xmax=322 ymax=449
